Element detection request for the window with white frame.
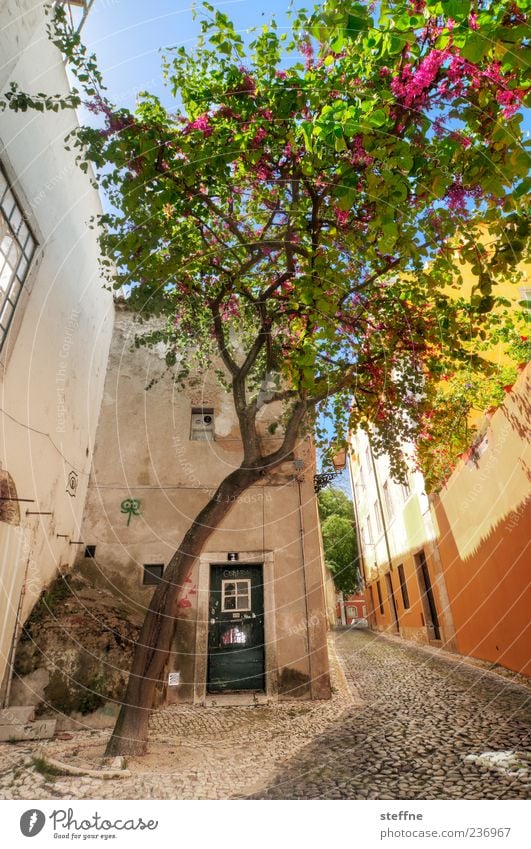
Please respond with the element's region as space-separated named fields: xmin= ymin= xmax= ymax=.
xmin=221 ymin=579 xmax=251 ymax=612
xmin=0 ymin=166 xmax=36 ymax=352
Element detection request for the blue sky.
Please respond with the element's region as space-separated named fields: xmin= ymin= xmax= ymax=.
xmin=82 ymin=0 xmax=299 ymax=109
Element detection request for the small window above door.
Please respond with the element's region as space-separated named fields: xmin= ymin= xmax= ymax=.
xmin=221 ymin=578 xmax=251 ymax=612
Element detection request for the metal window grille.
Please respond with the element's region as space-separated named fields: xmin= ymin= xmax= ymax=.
xmin=0 ymin=166 xmax=36 ymax=352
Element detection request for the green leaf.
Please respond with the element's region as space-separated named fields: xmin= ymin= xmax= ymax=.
xmin=368 ymin=108 xmax=387 ymax=127
xmin=441 ymin=0 xmax=470 ymax=22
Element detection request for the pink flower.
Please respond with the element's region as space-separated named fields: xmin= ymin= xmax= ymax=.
xmin=250 ymin=126 xmax=268 ymax=148
xmin=497 ymin=88 xmax=525 ymax=119
xmin=445 ymin=182 xmax=482 ymax=213
xmin=392 ymin=49 xmax=448 ymax=107
xmin=469 ymin=12 xmax=479 ymax=30
xmin=256 ymin=161 xmax=272 ymax=181
xmin=299 ymin=39 xmax=314 ymax=69
xmin=238 ymin=66 xmax=256 ymax=95
xmin=349 ymin=134 xmax=373 ymax=167
xmin=185 ymin=113 xmax=213 ymax=136
xmin=335 ymin=208 xmax=350 ymax=228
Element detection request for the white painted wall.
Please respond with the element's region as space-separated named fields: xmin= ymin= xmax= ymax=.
xmin=0 ymin=1 xmax=114 ymax=695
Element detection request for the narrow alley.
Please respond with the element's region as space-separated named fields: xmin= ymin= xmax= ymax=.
xmin=0 ymin=630 xmax=528 ymax=801
xmin=253 ymin=630 xmax=530 ymax=800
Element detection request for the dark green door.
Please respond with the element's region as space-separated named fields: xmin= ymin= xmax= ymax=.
xmin=207 ymin=565 xmax=265 ymax=693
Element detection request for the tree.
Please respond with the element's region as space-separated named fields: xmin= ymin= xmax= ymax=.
xmin=321 ymin=515 xmax=359 ymax=595
xmin=4 ymin=0 xmax=529 ymax=754
xmin=318 ymin=488 xmax=359 ymax=594
xmin=318 ymin=487 xmax=355 ymax=523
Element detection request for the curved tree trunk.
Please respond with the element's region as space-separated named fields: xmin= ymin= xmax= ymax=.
xmin=105 ymin=465 xmax=263 ymax=757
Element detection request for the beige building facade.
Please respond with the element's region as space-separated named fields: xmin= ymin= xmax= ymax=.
xmin=0 ymin=1 xmax=114 ymax=700
xmin=77 ymin=306 xmax=331 ymax=703
xmin=348 ymin=429 xmax=456 ymax=649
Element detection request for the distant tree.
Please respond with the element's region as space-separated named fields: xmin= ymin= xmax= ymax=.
xmin=318 ymin=487 xmax=355 ymax=522
xmin=321 ymin=515 xmax=359 ymax=595
xmin=318 ymin=488 xmax=359 ymax=594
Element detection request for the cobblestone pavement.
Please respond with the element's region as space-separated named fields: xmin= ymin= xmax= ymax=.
xmin=0 ymin=629 xmax=529 ymax=800
xmin=0 ymin=635 xmax=353 ymax=800
xmin=251 ymin=629 xmax=531 ymax=800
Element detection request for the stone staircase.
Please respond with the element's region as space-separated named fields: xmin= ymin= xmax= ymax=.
xmin=0 ymin=706 xmax=56 ymax=742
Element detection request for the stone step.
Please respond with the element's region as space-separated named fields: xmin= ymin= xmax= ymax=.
xmin=0 ymin=719 xmax=56 ymax=742
xmin=0 ymin=706 xmax=35 ymax=725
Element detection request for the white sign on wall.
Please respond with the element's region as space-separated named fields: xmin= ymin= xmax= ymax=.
xmin=168 ymin=672 xmax=181 ymax=686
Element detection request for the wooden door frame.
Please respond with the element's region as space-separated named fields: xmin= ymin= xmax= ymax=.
xmin=194 ymin=550 xmax=278 ymax=703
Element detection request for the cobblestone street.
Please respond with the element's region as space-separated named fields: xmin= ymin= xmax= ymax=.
xmin=0 ymin=629 xmax=529 ymax=800
xmin=253 ymin=629 xmax=531 ymax=800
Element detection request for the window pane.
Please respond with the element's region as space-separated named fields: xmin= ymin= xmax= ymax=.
xmin=0 ymin=261 xmax=12 ymax=292
xmin=236 ymin=594 xmax=249 ymax=610
xmin=224 ymin=595 xmax=236 ymax=610
xmin=1 ymin=188 xmax=15 ymax=219
xmin=18 ymin=222 xmax=29 ymax=246
xmin=0 ymin=300 xmax=14 ymax=328
xmin=0 ymin=168 xmax=37 ymax=351
xmin=236 ymin=581 xmax=248 ymax=593
xmin=9 ymin=206 xmax=22 ymax=234
xmin=17 ymin=255 xmax=29 ymax=279
xmin=224 ymin=583 xmax=235 ymax=596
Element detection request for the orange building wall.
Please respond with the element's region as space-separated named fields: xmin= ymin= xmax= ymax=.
xmin=365 ymin=546 xmax=451 ymax=647
xmin=434 ymin=495 xmax=530 ymax=676
xmin=432 ymin=364 xmax=531 ymax=677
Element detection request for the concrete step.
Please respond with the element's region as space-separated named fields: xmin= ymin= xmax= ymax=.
xmin=0 ymin=719 xmax=56 ymax=742
xmin=0 ymin=706 xmax=35 ymax=725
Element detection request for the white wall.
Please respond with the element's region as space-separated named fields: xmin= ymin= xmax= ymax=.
xmin=0 ymin=1 xmax=114 ymax=695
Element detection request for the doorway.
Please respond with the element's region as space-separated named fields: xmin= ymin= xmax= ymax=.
xmin=415 ymin=550 xmax=441 ymax=641
xmin=385 ymin=572 xmax=400 ymax=634
xmin=207 ymin=564 xmax=265 ymax=692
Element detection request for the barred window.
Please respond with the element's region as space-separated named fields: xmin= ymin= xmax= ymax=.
xmin=0 ymin=165 xmax=36 ymax=351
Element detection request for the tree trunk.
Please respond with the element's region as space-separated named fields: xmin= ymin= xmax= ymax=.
xmin=105 ymin=465 xmax=263 ymax=757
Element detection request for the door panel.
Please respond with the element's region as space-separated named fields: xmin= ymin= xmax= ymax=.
xmin=207 ymin=565 xmax=265 ymax=692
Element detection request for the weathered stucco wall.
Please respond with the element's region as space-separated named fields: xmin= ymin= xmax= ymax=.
xmin=0 ymin=1 xmax=114 ymax=696
xmin=78 ymin=308 xmax=330 ymax=702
